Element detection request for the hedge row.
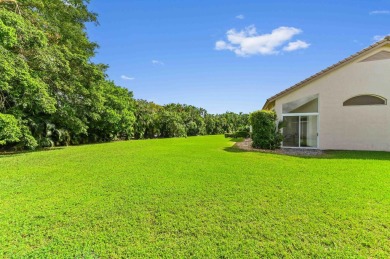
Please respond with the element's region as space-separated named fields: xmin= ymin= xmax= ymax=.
xmin=224 ymin=131 xmax=250 ymax=138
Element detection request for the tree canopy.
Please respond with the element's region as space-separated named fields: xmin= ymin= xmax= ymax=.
xmin=0 ymin=0 xmax=136 ymax=149
xmin=133 ymin=100 xmax=249 ymax=139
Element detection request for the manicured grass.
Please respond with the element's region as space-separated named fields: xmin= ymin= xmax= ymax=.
xmin=0 ymin=136 xmax=389 ymax=257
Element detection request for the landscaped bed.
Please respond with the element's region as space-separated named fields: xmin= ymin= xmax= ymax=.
xmin=234 ymin=138 xmax=325 ymax=156
xmin=0 ymin=135 xmax=389 ymax=257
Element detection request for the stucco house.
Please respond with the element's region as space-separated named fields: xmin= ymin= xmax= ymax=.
xmin=263 ymin=36 xmax=390 ymax=151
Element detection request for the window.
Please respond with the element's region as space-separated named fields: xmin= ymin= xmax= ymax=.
xmin=359 ymin=51 xmax=390 ymax=62
xmin=343 ymin=95 xmax=387 ymax=106
xmin=282 ymin=94 xmax=318 ymax=113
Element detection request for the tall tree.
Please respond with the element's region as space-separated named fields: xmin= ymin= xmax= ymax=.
xmin=0 ymin=0 xmax=136 ymax=149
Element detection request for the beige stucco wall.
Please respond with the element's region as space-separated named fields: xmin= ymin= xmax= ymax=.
xmin=273 ymin=45 xmax=390 ymax=151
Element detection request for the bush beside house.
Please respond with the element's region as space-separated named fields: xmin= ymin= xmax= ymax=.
xmin=249 ymin=110 xmax=283 ymax=150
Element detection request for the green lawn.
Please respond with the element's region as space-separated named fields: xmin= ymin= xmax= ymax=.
xmin=0 ymin=136 xmax=389 ymax=257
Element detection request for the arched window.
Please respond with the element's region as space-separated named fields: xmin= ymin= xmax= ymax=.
xmin=343 ymin=95 xmax=387 ymax=106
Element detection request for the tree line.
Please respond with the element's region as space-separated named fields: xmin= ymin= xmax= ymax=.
xmin=134 ymin=101 xmax=249 ymax=139
xmin=0 ymin=1 xmax=248 ymax=150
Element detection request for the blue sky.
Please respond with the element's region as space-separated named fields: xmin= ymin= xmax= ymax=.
xmin=86 ymin=0 xmax=390 ymax=114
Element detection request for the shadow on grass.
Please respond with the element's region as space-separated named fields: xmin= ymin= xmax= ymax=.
xmin=224 ymin=137 xmax=253 ymax=153
xmin=223 ymin=143 xmax=283 ymax=156
xmin=0 ymin=147 xmax=66 ymax=158
xmin=224 ymin=140 xmax=390 ymax=161
xmin=223 ymin=146 xmax=249 ymax=153
xmin=224 ymin=147 xmax=390 ymax=160
xmin=318 ymin=150 xmax=390 ymax=161
xmin=227 ymin=137 xmax=245 ymax=143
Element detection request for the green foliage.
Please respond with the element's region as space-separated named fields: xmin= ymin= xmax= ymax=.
xmin=0 ymin=16 xmax=17 ymax=48
xmin=164 ymin=103 xmax=206 ymax=136
xmin=234 ymin=130 xmax=250 ymax=138
xmin=205 ymin=112 xmax=249 ymax=135
xmin=87 ymin=81 xmax=136 ymax=142
xmin=19 ymin=124 xmax=38 ymax=150
xmin=0 ymin=136 xmax=389 ymax=257
xmin=249 ymin=110 xmax=283 ymax=150
xmin=0 ymin=113 xmax=21 ymax=145
xmin=134 ymin=100 xmax=249 ymax=139
xmin=158 ymin=110 xmax=187 ymax=138
xmin=224 ymin=131 xmax=249 ymax=138
xmin=134 ymin=100 xmax=162 ymax=139
xmin=0 ymin=1 xmax=136 ymax=149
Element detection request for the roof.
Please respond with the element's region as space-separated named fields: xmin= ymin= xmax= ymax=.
xmin=262 ymin=36 xmax=390 ymax=109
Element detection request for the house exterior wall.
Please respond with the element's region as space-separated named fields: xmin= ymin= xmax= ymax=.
xmin=273 ymin=46 xmax=390 ymax=151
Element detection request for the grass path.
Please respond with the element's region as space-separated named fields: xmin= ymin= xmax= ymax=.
xmin=0 ymin=136 xmax=389 ymax=257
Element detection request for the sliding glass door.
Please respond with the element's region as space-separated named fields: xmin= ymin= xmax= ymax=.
xmin=300 ymin=116 xmax=318 ymax=147
xmin=283 ymin=116 xmax=299 ymax=147
xmin=283 ymin=115 xmax=318 ymax=148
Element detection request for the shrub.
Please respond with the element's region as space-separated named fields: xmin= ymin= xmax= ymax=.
xmin=20 ymin=124 xmax=38 ymax=150
xmin=224 ymin=133 xmax=234 ymax=138
xmin=249 ymin=110 xmax=282 ymax=150
xmin=0 ymin=113 xmax=22 ymax=146
xmin=39 ymin=137 xmax=55 ymax=148
xmin=224 ymin=131 xmax=249 ymax=138
xmin=235 ymin=131 xmax=249 ymax=138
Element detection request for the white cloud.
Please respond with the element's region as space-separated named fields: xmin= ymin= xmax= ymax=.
xmin=152 ymin=60 xmax=164 ymax=65
xmin=369 ymin=10 xmax=390 ymax=15
xmin=372 ymin=34 xmax=390 ymax=41
xmin=215 ymin=25 xmax=309 ymax=56
xmin=283 ymin=40 xmax=310 ymax=51
xmin=236 ymin=14 xmax=245 ymax=19
xmin=215 ymin=40 xmax=235 ymax=51
xmin=121 ymin=75 xmax=135 ymax=80
xmin=373 ymin=35 xmax=385 ymax=41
